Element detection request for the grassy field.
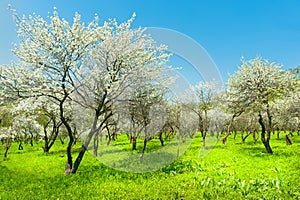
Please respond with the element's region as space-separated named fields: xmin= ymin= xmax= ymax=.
xmin=1 ymin=133 xmax=299 ymax=199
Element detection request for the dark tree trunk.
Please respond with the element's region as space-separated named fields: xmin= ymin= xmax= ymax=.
xmin=18 ymin=142 xmax=23 ymax=150
xmin=111 ymin=132 xmax=116 ymax=141
xmin=258 ymin=113 xmax=273 ymax=154
xmin=60 ymin=104 xmax=74 ymax=174
xmin=43 ymin=125 xmax=60 ymax=153
xmin=233 ymin=131 xmax=237 ymax=140
xmin=132 ymin=136 xmax=137 ymax=150
xmin=286 ymin=134 xmax=292 ymax=145
xmin=72 ymin=113 xmax=99 ymax=174
xmin=241 ymin=131 xmax=251 ymax=143
xmin=159 ymin=132 xmax=164 ymax=146
xmin=71 ymin=110 xmax=112 ymax=174
xmin=72 ymin=127 xmax=96 ymax=174
xmin=59 ymin=137 xmax=64 ymax=145
xmin=47 ymin=128 xmax=59 ymax=152
xmin=43 ymin=126 xmax=49 ymax=152
xmin=140 ymin=138 xmax=147 ymax=161
xmin=30 ymin=138 xmax=33 ymax=147
xmin=202 ymin=131 xmax=206 ymax=149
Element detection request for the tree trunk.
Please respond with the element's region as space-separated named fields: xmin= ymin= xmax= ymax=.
xmin=253 ymin=131 xmax=257 ymax=143
xmin=233 ymin=131 xmax=237 ymax=140
xmin=242 ymin=131 xmax=251 ymax=143
xmin=18 ymin=142 xmax=23 ymax=150
xmin=222 ymin=112 xmax=242 ymax=144
xmin=47 ymin=128 xmax=59 ymax=152
xmin=258 ymin=113 xmax=273 ymax=154
xmin=30 ymin=138 xmax=34 ymax=147
xmin=216 ymin=132 xmax=220 ymax=140
xmin=202 ymin=131 xmax=206 ymax=149
xmin=59 ymin=96 xmax=74 ymax=174
xmin=4 ymin=139 xmax=11 ymax=157
xmin=112 ymin=132 xmax=116 ymax=141
xmin=71 ymin=110 xmax=112 ymax=174
xmin=140 ymin=138 xmax=147 ymax=161
xmin=72 ymin=128 xmax=95 ymax=174
xmin=94 ymin=132 xmax=99 ymax=157
xmin=132 ymin=136 xmax=137 ymax=150
xmin=43 ymin=126 xmax=60 ymax=153
xmin=159 ymin=132 xmax=164 ymax=146
xmin=286 ymin=134 xmax=292 ymax=145
xmin=43 ymin=127 xmax=49 ymax=152
xmin=59 ymin=137 xmax=64 ymax=145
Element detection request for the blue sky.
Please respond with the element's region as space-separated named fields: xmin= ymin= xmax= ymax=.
xmin=1 ymin=0 xmax=299 ymax=83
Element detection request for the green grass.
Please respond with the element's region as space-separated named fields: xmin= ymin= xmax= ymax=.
xmin=1 ymin=133 xmax=300 ymax=199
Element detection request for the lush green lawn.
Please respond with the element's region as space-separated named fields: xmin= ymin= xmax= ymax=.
xmin=1 ymin=133 xmax=299 ymax=199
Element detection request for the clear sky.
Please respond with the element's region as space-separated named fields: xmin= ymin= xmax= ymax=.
xmin=1 ymin=0 xmax=299 ymax=83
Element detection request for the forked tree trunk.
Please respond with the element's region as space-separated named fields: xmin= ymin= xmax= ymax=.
xmin=258 ymin=113 xmax=273 ymax=154
xmin=222 ymin=113 xmax=238 ymax=144
xmin=43 ymin=125 xmax=60 ymax=153
xmin=241 ymin=131 xmax=251 ymax=143
xmin=72 ymin=111 xmax=100 ymax=174
xmin=71 ymin=111 xmax=112 ymax=174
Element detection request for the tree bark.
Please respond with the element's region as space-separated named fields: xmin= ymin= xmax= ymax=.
xmin=253 ymin=131 xmax=257 ymax=143
xmin=258 ymin=113 xmax=273 ymax=154
xmin=286 ymin=134 xmax=292 ymax=145
xmin=222 ymin=113 xmax=238 ymax=144
xmin=4 ymin=139 xmax=11 ymax=158
xmin=72 ymin=110 xmax=100 ymax=174
xmin=233 ymin=131 xmax=238 ymax=140
xmin=43 ymin=124 xmax=60 ymax=153
xmin=18 ymin=142 xmax=23 ymax=150
xmin=140 ymin=138 xmax=147 ymax=161
xmin=241 ymin=131 xmax=251 ymax=143
xmin=202 ymin=131 xmax=206 ymax=149
xmin=58 ymin=137 xmax=64 ymax=145
xmin=94 ymin=131 xmax=99 ymax=157
xmin=132 ymin=136 xmax=137 ymax=150
xmin=159 ymin=131 xmax=164 ymax=146
xmin=62 ymin=115 xmax=74 ymax=174
xmin=71 ymin=110 xmax=112 ymax=174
